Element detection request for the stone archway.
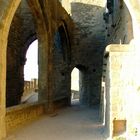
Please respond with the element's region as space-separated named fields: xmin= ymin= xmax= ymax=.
xmin=0 ymin=0 xmax=51 ymax=138
xmin=6 ymin=1 xmax=37 ymax=107
xmin=70 ymin=65 xmax=90 ymax=106
xmin=0 ymin=0 xmax=74 ymax=138
xmin=0 ymin=1 xmax=21 ymax=139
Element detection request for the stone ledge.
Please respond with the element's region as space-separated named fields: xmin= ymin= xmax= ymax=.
xmin=53 ymin=95 xmax=69 ymax=101
xmin=6 ymin=101 xmax=45 ymax=133
xmin=6 ymin=101 xmax=45 ymax=113
xmin=105 ymin=44 xmax=134 ymax=53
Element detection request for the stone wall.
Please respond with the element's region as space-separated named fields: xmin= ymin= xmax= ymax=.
xmin=102 ymin=1 xmax=140 ymax=139
xmin=6 ymin=102 xmax=45 ymax=133
xmin=104 ymin=45 xmax=135 ymax=139
xmin=58 ymin=0 xmax=106 ymax=105
xmin=6 ymin=0 xmax=107 ymax=108
xmin=52 ymin=24 xmax=71 ymax=106
xmin=104 ymin=44 xmax=140 ymax=139
xmin=102 ymin=2 xmax=134 ymax=138
xmin=104 ymin=1 xmax=133 ymax=45
xmin=34 ymin=0 xmax=76 ymax=110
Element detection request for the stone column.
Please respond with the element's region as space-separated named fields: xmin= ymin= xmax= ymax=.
xmin=38 ymin=36 xmax=49 ymax=103
xmin=105 ymin=44 xmax=135 ymax=139
xmin=0 ymin=0 xmax=21 ymax=138
xmin=27 ymin=0 xmax=54 ymax=113
xmin=0 ymin=34 xmax=6 ymax=139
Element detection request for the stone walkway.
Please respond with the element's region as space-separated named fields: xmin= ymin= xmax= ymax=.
xmin=6 ymin=102 xmax=108 ymax=140
xmin=21 ymin=92 xmax=38 ymax=103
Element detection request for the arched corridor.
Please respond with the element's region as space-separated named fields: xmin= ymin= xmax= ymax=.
xmin=1 ymin=0 xmax=140 ymax=140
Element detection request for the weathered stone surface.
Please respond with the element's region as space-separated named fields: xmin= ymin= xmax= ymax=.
xmin=105 ymin=1 xmax=133 ymax=45
xmin=1 ymin=0 xmax=140 ymax=139
xmin=6 ymin=102 xmax=45 ymax=133
xmin=60 ymin=0 xmax=106 ymax=105
xmin=0 ymin=0 xmax=21 ymax=139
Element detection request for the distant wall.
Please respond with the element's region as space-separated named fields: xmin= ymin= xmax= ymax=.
xmin=60 ymin=0 xmax=106 ymax=105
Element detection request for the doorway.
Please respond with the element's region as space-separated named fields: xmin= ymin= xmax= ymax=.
xmin=71 ymin=67 xmax=80 ymax=105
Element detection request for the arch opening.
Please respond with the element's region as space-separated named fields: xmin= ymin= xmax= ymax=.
xmin=71 ymin=67 xmax=80 ymax=105
xmin=0 ymin=0 xmax=48 ymax=138
xmin=6 ymin=0 xmax=39 ymax=107
xmin=22 ymin=39 xmax=39 ymax=104
xmin=24 ymin=40 xmax=38 ymax=81
xmin=71 ymin=65 xmax=88 ymax=106
xmin=0 ymin=0 xmax=22 ymax=138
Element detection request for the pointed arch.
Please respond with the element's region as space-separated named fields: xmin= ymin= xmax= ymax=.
xmin=0 ymin=0 xmax=51 ymax=138
xmin=54 ymin=22 xmax=71 ymax=64
xmin=0 ymin=0 xmax=21 ymax=138
xmin=123 ymin=0 xmax=140 ymax=46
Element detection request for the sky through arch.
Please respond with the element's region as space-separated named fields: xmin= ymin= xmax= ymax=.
xmin=24 ymin=40 xmax=38 ymax=81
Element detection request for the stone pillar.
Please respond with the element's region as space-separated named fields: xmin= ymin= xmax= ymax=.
xmin=0 ymin=0 xmax=24 ymax=139
xmin=27 ymin=0 xmax=54 ymax=113
xmin=38 ymin=38 xmax=49 ymax=103
xmin=0 ymin=36 xmax=6 ymax=139
xmin=105 ymin=44 xmax=135 ymax=139
xmin=79 ymin=68 xmax=101 ymax=106
xmin=33 ymin=79 xmax=38 ymax=90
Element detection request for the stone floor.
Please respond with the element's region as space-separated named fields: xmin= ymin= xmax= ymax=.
xmin=6 ymin=101 xmax=108 ymax=140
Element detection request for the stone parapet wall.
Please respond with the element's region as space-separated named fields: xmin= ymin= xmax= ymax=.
xmin=6 ymin=102 xmax=45 ymax=133
xmin=23 ymin=79 xmax=38 ymax=97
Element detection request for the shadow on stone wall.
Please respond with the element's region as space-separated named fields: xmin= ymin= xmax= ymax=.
xmin=71 ymin=2 xmax=106 ymax=49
